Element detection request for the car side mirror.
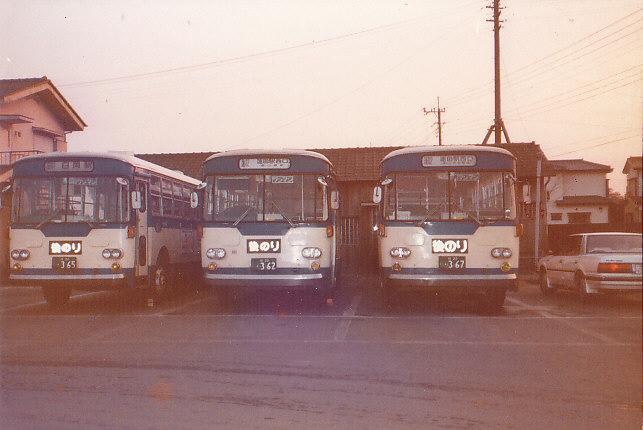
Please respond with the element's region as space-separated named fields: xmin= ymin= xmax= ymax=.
xmin=190 ymin=191 xmax=199 ymax=209
xmin=373 ymin=186 xmax=382 ymax=204
xmin=131 ymin=191 xmax=142 ymax=210
xmin=330 ymin=190 xmax=340 ymax=210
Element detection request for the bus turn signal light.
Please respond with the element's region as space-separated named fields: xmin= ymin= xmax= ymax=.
xmin=326 ymin=225 xmax=334 ymax=237
xmin=515 ymin=223 xmax=524 ymax=238
xmin=598 ymin=263 xmax=631 ymax=273
xmin=127 ymin=226 xmax=137 ymax=238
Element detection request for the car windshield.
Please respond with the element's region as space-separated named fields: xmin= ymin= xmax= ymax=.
xmin=12 ymin=176 xmax=130 ymax=225
xmin=205 ymin=174 xmax=328 ymax=223
xmin=385 ymin=171 xmax=516 ymax=222
xmin=585 ymin=235 xmax=642 ymax=254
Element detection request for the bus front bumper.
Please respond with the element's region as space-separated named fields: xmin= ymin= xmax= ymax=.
xmin=9 ymin=268 xmax=134 ymax=289
xmin=203 ymin=268 xmax=332 ymax=291
xmin=384 ymin=268 xmax=518 ymax=291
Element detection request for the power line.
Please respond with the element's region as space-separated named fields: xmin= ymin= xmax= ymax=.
xmin=550 ymin=135 xmax=638 ymax=157
xmin=60 ymin=2 xmax=482 ymax=89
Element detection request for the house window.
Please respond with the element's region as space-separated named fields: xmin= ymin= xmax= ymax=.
xmin=568 ymin=212 xmax=591 ymax=224
xmin=550 ymin=212 xmax=562 ymax=221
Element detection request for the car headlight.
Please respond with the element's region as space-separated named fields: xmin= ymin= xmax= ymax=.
xmin=302 ymin=247 xmax=322 ymax=259
xmin=390 ymin=247 xmax=411 ymax=258
xmin=11 ymin=249 xmax=30 ymax=260
xmin=491 ymin=248 xmax=512 ymax=258
xmin=102 ymin=249 xmax=123 ymax=259
xmin=206 ymin=248 xmax=226 ymax=259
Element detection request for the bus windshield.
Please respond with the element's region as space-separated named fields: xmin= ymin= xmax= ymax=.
xmin=385 ymin=171 xmax=516 ymax=222
xmin=205 ymin=174 xmax=328 ymax=223
xmin=12 ymin=177 xmax=130 ymax=225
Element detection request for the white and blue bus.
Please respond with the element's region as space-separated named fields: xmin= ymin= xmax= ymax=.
xmin=201 ymin=149 xmax=339 ymax=304
xmin=6 ymin=152 xmax=202 ymax=306
xmin=373 ymin=145 xmax=520 ymax=311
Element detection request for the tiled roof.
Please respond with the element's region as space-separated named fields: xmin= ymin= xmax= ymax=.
xmin=137 ymin=142 xmax=547 ymax=182
xmin=0 ymin=77 xmax=86 ymax=130
xmin=623 ymin=156 xmax=642 ymax=173
xmin=545 ymin=159 xmax=612 ymax=175
xmin=0 ymin=77 xmax=47 ymax=98
xmin=312 ymin=146 xmax=402 ymax=182
xmin=555 ymin=195 xmax=611 ymax=206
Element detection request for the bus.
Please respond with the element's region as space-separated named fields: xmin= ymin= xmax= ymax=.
xmin=5 ymin=152 xmax=202 ymax=306
xmin=373 ymin=145 xmax=520 ymax=311
xmin=201 ymin=149 xmax=339 ymax=304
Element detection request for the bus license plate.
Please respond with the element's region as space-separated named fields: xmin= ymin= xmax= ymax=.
xmin=439 ymin=256 xmax=465 ymax=270
xmin=52 ymin=257 xmax=77 ymax=271
xmin=251 ymin=258 xmax=277 ymax=271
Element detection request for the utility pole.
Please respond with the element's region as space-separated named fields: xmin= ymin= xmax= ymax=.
xmin=482 ymin=0 xmax=511 ymax=145
xmin=423 ymin=97 xmax=446 ymax=146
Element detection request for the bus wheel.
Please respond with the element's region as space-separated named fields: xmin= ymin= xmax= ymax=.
xmin=152 ymin=257 xmax=173 ymax=299
xmin=42 ymin=286 xmax=71 ymax=307
xmin=380 ymin=278 xmax=397 ymax=310
xmin=480 ymin=288 xmax=505 ymax=314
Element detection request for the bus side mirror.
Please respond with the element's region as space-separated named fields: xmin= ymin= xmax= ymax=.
xmin=373 ymin=186 xmax=382 ymax=204
xmin=131 ymin=191 xmax=142 ymax=210
xmin=190 ymin=191 xmax=199 ymax=209
xmin=330 ymin=190 xmax=340 ymax=210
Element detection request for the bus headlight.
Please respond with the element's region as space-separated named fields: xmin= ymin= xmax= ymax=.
xmin=390 ymin=247 xmax=411 ymax=258
xmin=302 ymin=247 xmax=322 ymax=259
xmin=491 ymin=248 xmax=512 ymax=258
xmin=206 ymin=248 xmax=226 ymax=259
xmin=102 ymin=249 xmax=123 ymax=259
xmin=11 ymin=249 xmax=30 ymax=260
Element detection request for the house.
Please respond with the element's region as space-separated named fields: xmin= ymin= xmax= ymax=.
xmin=138 ymin=141 xmax=549 ymax=272
xmin=623 ymin=156 xmax=642 ymax=232
xmin=543 ymin=159 xmax=614 ymax=253
xmin=0 ymin=77 xmax=86 ymax=281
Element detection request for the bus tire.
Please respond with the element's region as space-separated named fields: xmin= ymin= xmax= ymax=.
xmin=42 ymin=286 xmax=71 ymax=307
xmin=480 ymin=287 xmax=505 ymax=314
xmin=151 ymin=253 xmax=173 ymax=299
xmin=380 ymin=277 xmax=397 ymax=310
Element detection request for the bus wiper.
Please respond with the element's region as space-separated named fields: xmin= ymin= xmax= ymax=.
xmin=466 ymin=213 xmax=483 ymax=225
xmin=416 ymin=210 xmax=439 ymax=226
xmin=270 ymin=201 xmax=295 ymax=228
xmin=232 ymin=207 xmax=252 ymax=226
xmin=35 ymin=213 xmax=63 ymax=229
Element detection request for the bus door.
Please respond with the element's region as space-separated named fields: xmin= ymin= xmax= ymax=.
xmin=135 ymin=179 xmax=149 ymax=278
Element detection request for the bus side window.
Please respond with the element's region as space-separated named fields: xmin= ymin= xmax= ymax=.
xmin=136 ymin=180 xmax=147 ymax=213
xmin=150 ymin=176 xmax=162 ymax=217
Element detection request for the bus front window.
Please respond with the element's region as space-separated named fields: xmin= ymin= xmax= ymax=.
xmin=12 ymin=177 xmax=130 ymax=225
xmin=208 ymin=174 xmax=327 ymax=223
xmin=386 ymin=171 xmax=516 ymax=222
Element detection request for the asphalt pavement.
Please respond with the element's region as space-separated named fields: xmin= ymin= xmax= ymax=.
xmin=0 ymin=275 xmax=640 ymax=429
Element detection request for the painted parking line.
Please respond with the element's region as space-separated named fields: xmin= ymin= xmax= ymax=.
xmin=0 ymin=291 xmax=104 ymax=314
xmin=506 ymin=297 xmax=627 ymax=345
xmin=151 ymin=292 xmax=219 ymax=316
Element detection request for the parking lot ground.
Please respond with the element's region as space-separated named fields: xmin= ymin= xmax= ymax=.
xmin=0 ymin=276 xmax=641 ymax=429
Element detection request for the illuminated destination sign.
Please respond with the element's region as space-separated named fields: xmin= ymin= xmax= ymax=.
xmin=422 ymin=155 xmax=476 ymax=167
xmin=45 ymin=160 xmax=94 ymax=172
xmin=239 ymin=158 xmax=291 ymax=170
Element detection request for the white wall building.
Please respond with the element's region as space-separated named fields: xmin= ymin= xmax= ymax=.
xmin=544 ymin=159 xmax=612 ymax=226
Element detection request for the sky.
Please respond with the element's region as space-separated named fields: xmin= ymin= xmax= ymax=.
xmin=1 ymin=0 xmax=641 ymax=192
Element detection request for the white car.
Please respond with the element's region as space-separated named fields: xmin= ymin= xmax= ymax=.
xmin=538 ymin=232 xmax=642 ymax=298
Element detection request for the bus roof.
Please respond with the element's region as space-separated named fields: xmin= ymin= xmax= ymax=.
xmin=204 ymin=148 xmax=332 ymax=166
xmin=382 ymin=145 xmax=515 ymax=163
xmin=13 ymin=151 xmax=202 ymax=185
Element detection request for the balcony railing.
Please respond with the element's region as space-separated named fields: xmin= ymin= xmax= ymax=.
xmin=0 ymin=150 xmax=44 ymax=166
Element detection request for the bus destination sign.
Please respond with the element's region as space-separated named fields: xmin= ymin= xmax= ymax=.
xmin=239 ymin=158 xmax=291 ymax=170
xmin=45 ymin=160 xmax=94 ymax=172
xmin=422 ymin=155 xmax=476 ymax=167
